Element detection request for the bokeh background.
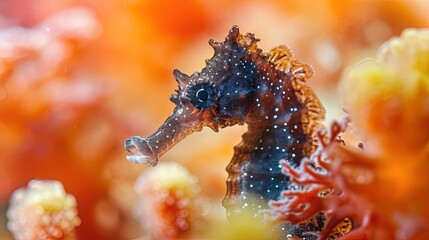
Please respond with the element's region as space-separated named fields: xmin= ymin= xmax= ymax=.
xmin=1 ymin=0 xmax=428 ymax=239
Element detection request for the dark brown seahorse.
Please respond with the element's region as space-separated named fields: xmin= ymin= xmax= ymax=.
xmin=125 ymin=26 xmax=325 ymax=238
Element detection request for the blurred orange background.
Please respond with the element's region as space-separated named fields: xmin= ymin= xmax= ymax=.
xmin=1 ymin=0 xmax=428 ymax=239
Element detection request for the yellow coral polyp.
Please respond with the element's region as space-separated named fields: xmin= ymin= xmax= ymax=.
xmin=379 ymin=29 xmax=429 ymax=93
xmin=341 ymin=28 xmax=429 ymax=153
xmin=7 ymin=180 xmax=81 ymax=240
xmin=134 ymin=162 xmax=202 ymax=239
xmin=25 ymin=180 xmax=77 ymax=213
xmin=335 ymin=29 xmax=429 ymax=238
xmin=136 ymin=161 xmax=200 ymax=198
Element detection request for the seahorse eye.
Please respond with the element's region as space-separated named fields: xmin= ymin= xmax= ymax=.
xmin=187 ymin=82 xmax=216 ymax=109
xmin=196 ymin=89 xmax=209 ymax=102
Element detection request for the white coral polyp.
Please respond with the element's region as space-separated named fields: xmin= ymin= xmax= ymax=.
xmin=7 ymin=180 xmax=81 ymax=240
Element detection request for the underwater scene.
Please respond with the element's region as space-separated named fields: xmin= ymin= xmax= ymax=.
xmin=1 ymin=0 xmax=428 ymax=239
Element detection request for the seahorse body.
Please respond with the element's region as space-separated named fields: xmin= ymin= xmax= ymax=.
xmin=125 ymin=26 xmax=325 ymax=238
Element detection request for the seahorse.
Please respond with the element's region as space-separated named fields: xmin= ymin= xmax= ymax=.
xmin=125 ymin=26 xmax=325 ymax=238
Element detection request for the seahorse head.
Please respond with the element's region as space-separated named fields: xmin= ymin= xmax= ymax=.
xmin=124 ymin=26 xmax=265 ymax=165
xmin=124 ymin=26 xmax=324 ymax=166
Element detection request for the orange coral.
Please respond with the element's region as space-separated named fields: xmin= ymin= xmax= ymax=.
xmin=134 ymin=162 xmax=203 ymax=239
xmin=0 ymin=7 xmax=134 ymax=239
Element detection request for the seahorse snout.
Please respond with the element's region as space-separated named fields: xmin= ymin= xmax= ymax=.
xmin=124 ymin=136 xmax=158 ymax=166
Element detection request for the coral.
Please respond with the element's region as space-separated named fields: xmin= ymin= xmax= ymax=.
xmin=0 ymin=6 xmax=105 ymax=199
xmin=0 ymin=7 xmax=100 ymax=85
xmin=267 ymin=120 xmax=370 ymax=239
xmin=0 ymin=7 xmax=132 ymax=239
xmin=340 ymin=29 xmax=429 ymax=215
xmin=339 ymin=28 xmax=429 ymax=239
xmin=134 ymin=162 xmax=202 ymax=239
xmin=341 ymin=29 xmax=429 ymax=153
xmin=268 ymin=29 xmax=429 ymax=239
xmin=6 ymin=180 xmax=81 ymax=240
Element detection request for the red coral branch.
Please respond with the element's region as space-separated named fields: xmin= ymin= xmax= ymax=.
xmin=267 ymin=118 xmax=379 ymax=239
